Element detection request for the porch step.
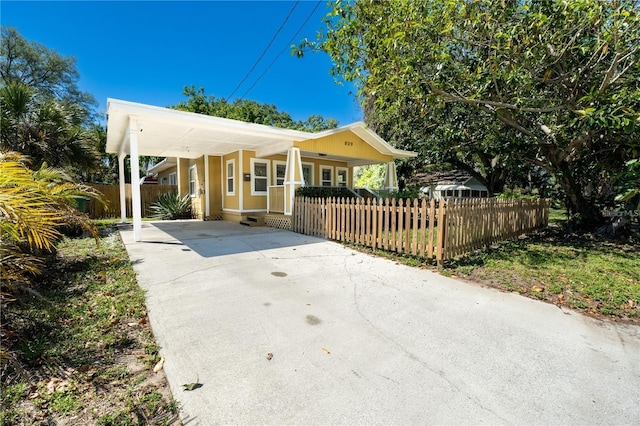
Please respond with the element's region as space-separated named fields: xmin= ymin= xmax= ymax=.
xmin=240 ymin=215 xmax=264 ymax=227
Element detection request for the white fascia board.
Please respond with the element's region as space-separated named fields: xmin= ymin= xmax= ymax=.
xmin=147 ymin=157 xmax=177 ymax=174
xmin=108 ymin=98 xmax=311 ymax=140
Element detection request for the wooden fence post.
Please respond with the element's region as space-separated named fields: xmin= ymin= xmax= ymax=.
xmin=436 ymin=200 xmax=446 ymax=268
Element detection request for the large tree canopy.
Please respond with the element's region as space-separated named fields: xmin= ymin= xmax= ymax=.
xmin=172 ymin=86 xmax=338 ymax=132
xmin=304 ymin=0 xmax=640 ymax=228
xmin=0 ymin=27 xmax=95 ymax=120
xmin=0 ymin=27 xmax=99 ymax=174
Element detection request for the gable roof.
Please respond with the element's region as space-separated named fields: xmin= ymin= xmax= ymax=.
xmin=409 ymin=170 xmax=476 ymax=186
xmin=106 ymin=99 xmax=416 ymax=163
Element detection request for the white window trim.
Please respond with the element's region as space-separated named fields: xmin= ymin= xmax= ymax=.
xmin=251 ymin=158 xmax=270 ymax=196
xmin=336 ymin=167 xmax=349 ymax=187
xmin=320 ymin=165 xmax=333 ymax=187
xmin=272 ymin=160 xmax=287 ymax=186
xmin=226 ymin=159 xmax=236 ymax=196
xmin=168 ymin=172 xmax=177 ymax=186
xmin=188 ymin=165 xmax=197 ymax=197
xmin=302 ymin=162 xmax=314 ymax=186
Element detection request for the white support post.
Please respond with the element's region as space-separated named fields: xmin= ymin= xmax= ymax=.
xmin=220 ymin=156 xmax=224 ymax=211
xmin=383 ymin=161 xmax=399 ymax=191
xmin=129 ymin=119 xmax=142 ymax=242
xmin=118 ymin=153 xmax=127 ymax=223
xmin=204 ymin=154 xmax=210 ymax=218
xmin=283 ymin=147 xmax=304 ymax=215
xmin=239 ymin=150 xmax=244 ymax=213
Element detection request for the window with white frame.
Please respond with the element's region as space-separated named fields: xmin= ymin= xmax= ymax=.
xmin=168 ymin=172 xmax=177 ymax=186
xmin=320 ymin=165 xmax=333 ymax=187
xmin=251 ymin=158 xmax=269 ymax=195
xmin=226 ymin=159 xmax=235 ymax=195
xmin=336 ymin=167 xmax=348 ymax=187
xmin=302 ymin=163 xmax=313 ymax=186
xmin=273 ymin=161 xmax=286 ymax=186
xmin=188 ymin=165 xmax=196 ymax=197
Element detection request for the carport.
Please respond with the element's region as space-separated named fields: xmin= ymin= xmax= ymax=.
xmin=106 ymin=99 xmax=312 ymax=242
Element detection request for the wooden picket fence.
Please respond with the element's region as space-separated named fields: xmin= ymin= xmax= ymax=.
xmin=87 ymin=184 xmax=178 ymax=219
xmin=292 ymin=197 xmax=549 ymax=265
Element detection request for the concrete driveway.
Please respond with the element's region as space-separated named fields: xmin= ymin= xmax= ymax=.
xmin=119 ymin=221 xmax=639 ymax=425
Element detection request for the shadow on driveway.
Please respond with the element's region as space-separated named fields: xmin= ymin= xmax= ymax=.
xmin=118 ymin=220 xmax=324 ymax=258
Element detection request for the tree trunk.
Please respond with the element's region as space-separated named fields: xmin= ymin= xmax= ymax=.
xmin=556 ymin=164 xmax=603 ymax=229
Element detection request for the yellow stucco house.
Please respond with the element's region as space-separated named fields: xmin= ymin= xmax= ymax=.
xmin=106 ymin=99 xmax=416 ymax=241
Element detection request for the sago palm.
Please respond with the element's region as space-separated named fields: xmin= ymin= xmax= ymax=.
xmin=0 ymin=152 xmax=103 ymax=288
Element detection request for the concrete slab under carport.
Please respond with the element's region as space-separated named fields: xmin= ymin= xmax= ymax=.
xmin=119 ymin=221 xmax=640 ymax=425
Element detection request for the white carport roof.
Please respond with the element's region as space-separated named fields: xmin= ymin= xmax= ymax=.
xmin=105 ymin=99 xmax=416 ymax=161
xmin=106 ymin=99 xmax=312 ymax=159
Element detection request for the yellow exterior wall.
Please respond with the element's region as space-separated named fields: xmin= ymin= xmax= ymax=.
xmin=222 ymin=152 xmax=239 ymax=211
xmin=157 ymin=167 xmax=177 ymax=185
xmin=243 ymin=150 xmax=267 ymax=211
xmin=177 ymin=158 xmax=190 ymax=197
xmin=294 ymin=130 xmax=392 ymax=164
xmin=208 ymin=156 xmax=222 ymax=219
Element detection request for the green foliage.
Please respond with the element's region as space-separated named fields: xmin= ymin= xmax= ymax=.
xmin=614 ymin=159 xmax=640 ymax=214
xmin=148 ymin=193 xmax=193 ymax=220
xmin=1 ymin=83 xmax=100 ymax=172
xmin=0 ymin=383 xmax=28 ymax=423
xmin=1 ymin=27 xmax=101 ymax=175
xmin=0 ymin=152 xmax=104 ymax=292
xmin=0 ymin=27 xmax=96 ymax=122
xmin=306 ymin=0 xmax=640 ymax=229
xmin=497 ymin=188 xmax=540 ymax=201
xmin=172 ymin=86 xmax=339 ymax=131
xmin=354 ymin=164 xmax=386 ymax=188
xmin=296 ymin=186 xmax=358 ymax=199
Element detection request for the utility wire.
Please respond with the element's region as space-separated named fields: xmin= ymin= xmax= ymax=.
xmin=226 ymin=1 xmax=300 ymax=101
xmin=238 ymin=1 xmax=323 ymax=101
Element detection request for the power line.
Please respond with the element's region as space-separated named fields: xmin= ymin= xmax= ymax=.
xmin=239 ymin=1 xmax=323 ymax=101
xmin=226 ymin=1 xmax=300 ymax=101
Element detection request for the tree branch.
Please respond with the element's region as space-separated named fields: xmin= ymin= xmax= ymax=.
xmin=599 ymin=52 xmax=621 ymax=93
xmin=430 ymin=85 xmax=565 ymax=113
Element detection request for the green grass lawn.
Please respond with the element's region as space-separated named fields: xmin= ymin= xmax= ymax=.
xmin=441 ymin=207 xmax=640 ymax=321
xmin=353 ymin=208 xmax=640 ymax=321
xmin=445 ymin=234 xmax=639 ymax=319
xmin=0 ymin=224 xmax=178 ymax=424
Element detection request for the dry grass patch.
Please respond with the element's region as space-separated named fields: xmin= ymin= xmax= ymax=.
xmin=1 ymin=224 xmax=179 ymax=425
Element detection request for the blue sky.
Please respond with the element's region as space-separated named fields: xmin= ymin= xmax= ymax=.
xmin=2 ymin=0 xmax=363 ymax=125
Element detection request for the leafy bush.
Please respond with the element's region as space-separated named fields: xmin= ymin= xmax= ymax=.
xmin=497 ymin=188 xmax=540 ymax=200
xmin=296 ymin=186 xmax=359 ymax=199
xmin=148 ymin=193 xmax=193 ymax=220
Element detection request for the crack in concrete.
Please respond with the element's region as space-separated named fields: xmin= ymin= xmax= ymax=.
xmin=343 ymin=254 xmax=509 ymax=422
